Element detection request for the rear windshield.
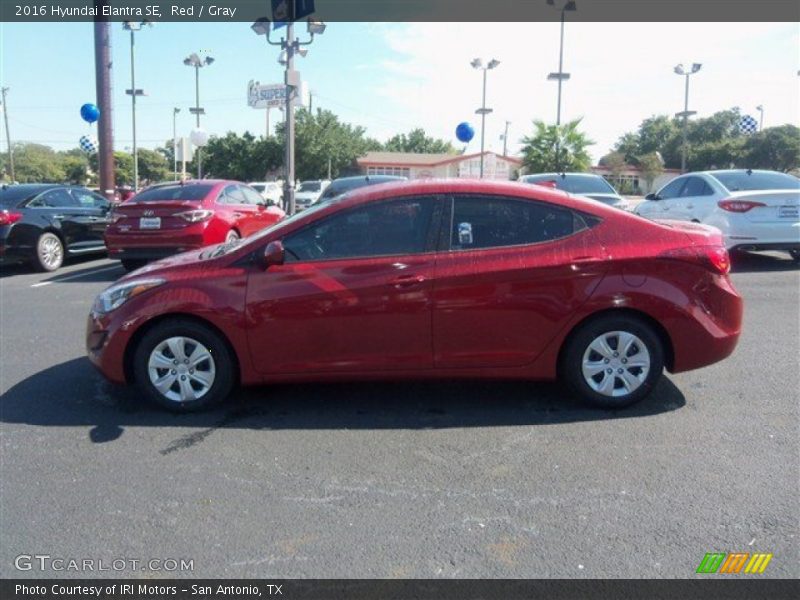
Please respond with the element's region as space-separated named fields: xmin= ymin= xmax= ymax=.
xmin=250 ymin=184 xmax=265 ymax=193
xmin=711 ymin=171 xmax=800 ymax=192
xmin=131 ymin=184 xmax=214 ymax=202
xmin=0 ymin=186 xmax=45 ymax=207
xmin=523 ymin=175 xmax=616 ymax=195
xmin=298 ymin=182 xmax=321 ymax=192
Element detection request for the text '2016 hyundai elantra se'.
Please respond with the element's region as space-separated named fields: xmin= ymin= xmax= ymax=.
xmin=87 ymin=179 xmax=743 ymax=412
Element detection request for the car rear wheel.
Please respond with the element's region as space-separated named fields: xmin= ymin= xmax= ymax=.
xmin=121 ymin=259 xmax=147 ymax=272
xmin=225 ymin=229 xmax=240 ymax=243
xmin=34 ymin=232 xmax=64 ymax=272
xmin=132 ymin=319 xmax=236 ymax=412
xmin=561 ymin=315 xmax=664 ymax=409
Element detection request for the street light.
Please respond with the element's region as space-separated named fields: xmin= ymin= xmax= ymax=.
xmin=172 ymin=107 xmax=180 ymax=180
xmin=471 ymin=57 xmax=500 ymax=178
xmin=123 ymin=20 xmax=150 ymax=191
xmin=674 ymin=62 xmax=702 ymax=173
xmin=251 ymin=17 xmax=326 ymax=215
xmin=756 ymin=104 xmax=764 ymax=131
xmin=546 ymin=0 xmax=576 ymax=172
xmin=183 ymin=52 xmax=214 ymax=178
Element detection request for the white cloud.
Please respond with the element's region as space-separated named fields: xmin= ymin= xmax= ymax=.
xmin=372 ymin=22 xmax=800 ymax=162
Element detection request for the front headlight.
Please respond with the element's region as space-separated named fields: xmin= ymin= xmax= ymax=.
xmin=92 ymin=278 xmax=166 ymax=315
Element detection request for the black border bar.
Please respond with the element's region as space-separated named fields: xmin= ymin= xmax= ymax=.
xmin=3 ymin=579 xmax=800 ymax=600
xmin=1 ymin=0 xmax=799 ymax=23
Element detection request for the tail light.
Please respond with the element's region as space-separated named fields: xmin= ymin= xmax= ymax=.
xmin=660 ymin=245 xmax=731 ymax=275
xmin=173 ymin=209 xmax=214 ymax=223
xmin=0 ymin=210 xmax=23 ymax=226
xmin=718 ymin=199 xmax=766 ymax=213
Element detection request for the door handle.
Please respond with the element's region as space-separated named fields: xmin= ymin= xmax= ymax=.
xmin=53 ymin=214 xmax=66 ymax=220
xmin=233 ymin=212 xmax=244 ymax=218
xmin=392 ymin=274 xmax=426 ymax=289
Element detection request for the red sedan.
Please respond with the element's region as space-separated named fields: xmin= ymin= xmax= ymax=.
xmin=87 ymin=179 xmax=742 ymax=412
xmin=105 ymin=180 xmax=285 ymax=271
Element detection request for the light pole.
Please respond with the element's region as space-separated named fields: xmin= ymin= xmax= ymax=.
xmin=501 ymin=120 xmax=510 ymax=157
xmin=674 ymin=62 xmax=702 ymax=173
xmin=252 ymin=17 xmax=326 ymax=215
xmin=183 ymin=52 xmax=214 ymax=179
xmin=471 ymin=58 xmax=500 ymax=178
xmin=172 ymin=107 xmax=180 ymax=180
xmin=0 ymin=87 xmax=14 ymax=182
xmin=123 ymin=21 xmax=149 ymax=191
xmin=756 ymin=105 xmax=764 ymax=131
xmin=547 ymin=0 xmax=576 ymax=172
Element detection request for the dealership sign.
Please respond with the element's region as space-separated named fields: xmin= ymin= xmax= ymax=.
xmin=248 ymin=81 xmax=287 ymax=109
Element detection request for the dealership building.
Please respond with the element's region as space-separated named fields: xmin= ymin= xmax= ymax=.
xmin=356 ymin=151 xmax=523 ymax=181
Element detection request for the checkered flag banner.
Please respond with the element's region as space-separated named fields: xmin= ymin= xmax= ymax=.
xmin=79 ymin=134 xmax=98 ymax=154
xmin=738 ymin=115 xmax=758 ymax=135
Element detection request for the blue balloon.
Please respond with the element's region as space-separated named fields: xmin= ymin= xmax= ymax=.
xmin=456 ymin=122 xmax=475 ymax=143
xmin=80 ymin=103 xmax=100 ymax=124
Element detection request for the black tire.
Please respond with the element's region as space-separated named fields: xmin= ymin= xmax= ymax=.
xmin=132 ymin=319 xmax=236 ymax=412
xmin=560 ymin=314 xmax=664 ymax=409
xmin=225 ymin=229 xmax=240 ymax=243
xmin=34 ymin=232 xmax=64 ymax=272
xmin=121 ymin=259 xmax=147 ymax=272
xmin=789 ymin=249 xmax=800 ymax=263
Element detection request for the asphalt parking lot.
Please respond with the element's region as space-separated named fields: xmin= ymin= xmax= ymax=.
xmin=0 ymin=253 xmax=797 ymax=579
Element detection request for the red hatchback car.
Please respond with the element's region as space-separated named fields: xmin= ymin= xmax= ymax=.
xmin=87 ymin=179 xmax=742 ymax=412
xmin=104 ymin=180 xmax=285 ymax=271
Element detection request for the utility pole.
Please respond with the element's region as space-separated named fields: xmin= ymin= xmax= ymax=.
xmin=674 ymin=63 xmax=701 ymax=174
xmin=284 ymin=21 xmax=296 ymax=214
xmin=123 ymin=22 xmax=148 ymax=192
xmin=94 ymin=12 xmax=115 ymax=201
xmin=0 ymin=87 xmax=14 ymax=182
xmin=471 ymin=58 xmax=500 ymax=179
xmin=172 ymin=107 xmax=180 ymax=180
xmin=547 ymin=1 xmax=576 ymax=172
xmin=502 ymin=120 xmax=510 ymax=157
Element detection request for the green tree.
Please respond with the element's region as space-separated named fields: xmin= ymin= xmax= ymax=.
xmin=6 ymin=143 xmax=66 ymax=183
xmin=279 ymin=109 xmax=382 ymax=180
xmin=599 ymin=151 xmax=626 ymax=181
xmin=136 ymin=148 xmax=170 ymax=184
xmin=636 ymin=152 xmax=664 ymax=192
xmin=200 ymin=132 xmax=283 ymax=181
xmin=520 ymin=118 xmax=594 ymax=173
xmin=740 ymin=125 xmax=800 ymax=172
xmin=384 ymin=128 xmax=454 ymax=154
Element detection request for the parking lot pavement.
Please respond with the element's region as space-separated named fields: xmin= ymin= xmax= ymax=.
xmin=0 ymin=253 xmax=797 ymax=579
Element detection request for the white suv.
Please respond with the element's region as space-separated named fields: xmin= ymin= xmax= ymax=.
xmin=635 ymin=169 xmax=800 ymax=260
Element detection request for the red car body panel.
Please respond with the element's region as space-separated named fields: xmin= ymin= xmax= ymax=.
xmin=104 ymin=180 xmax=285 ymax=260
xmin=87 ymin=179 xmax=742 ymax=389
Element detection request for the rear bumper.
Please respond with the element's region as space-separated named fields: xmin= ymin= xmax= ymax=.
xmin=667 ymin=274 xmax=743 ymax=373
xmin=105 ymin=224 xmax=209 ymax=260
xmin=711 ymin=218 xmax=800 ymax=251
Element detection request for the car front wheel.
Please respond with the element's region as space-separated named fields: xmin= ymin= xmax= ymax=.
xmin=132 ymin=319 xmax=236 ymax=412
xmin=561 ymin=315 xmax=664 ymax=409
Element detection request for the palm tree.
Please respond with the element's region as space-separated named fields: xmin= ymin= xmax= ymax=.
xmin=520 ymin=118 xmax=594 ymax=173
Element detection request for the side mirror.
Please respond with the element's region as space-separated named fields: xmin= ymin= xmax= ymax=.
xmin=261 ymin=241 xmax=285 ymax=269
xmin=645 ymin=193 xmax=658 ymax=201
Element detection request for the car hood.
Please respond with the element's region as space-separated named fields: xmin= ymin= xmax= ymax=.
xmin=117 ymin=246 xmax=219 ymax=282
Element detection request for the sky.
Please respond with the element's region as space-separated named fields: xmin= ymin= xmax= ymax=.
xmin=1 ymin=21 xmax=798 ymax=163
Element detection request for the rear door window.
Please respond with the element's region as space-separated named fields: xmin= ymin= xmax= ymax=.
xmin=33 ymin=188 xmax=79 ymax=208
xmin=449 ymin=195 xmax=578 ymax=250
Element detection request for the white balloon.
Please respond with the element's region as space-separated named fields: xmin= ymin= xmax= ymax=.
xmin=190 ymin=128 xmax=210 ymax=147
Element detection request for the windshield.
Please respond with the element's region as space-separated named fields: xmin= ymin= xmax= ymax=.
xmin=298 ymin=182 xmax=321 ymax=192
xmin=131 ymin=183 xmax=214 ymax=202
xmin=711 ymin=171 xmax=800 ymax=192
xmin=524 ymin=175 xmax=617 ymax=195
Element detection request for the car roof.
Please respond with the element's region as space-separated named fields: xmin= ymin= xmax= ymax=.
xmin=522 ymin=173 xmax=602 ymax=179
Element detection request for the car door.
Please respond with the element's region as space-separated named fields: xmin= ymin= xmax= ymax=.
xmin=239 ymin=184 xmax=280 ymax=232
xmin=672 ymin=176 xmax=717 ymax=221
xmin=639 ymin=177 xmax=686 ymax=218
xmin=432 ymin=194 xmax=609 ymax=369
xmin=70 ymin=188 xmax=112 ymax=248
xmin=245 ymin=196 xmax=441 ymax=375
xmin=218 ymin=184 xmax=260 ymax=237
xmin=29 ymin=188 xmax=95 ymax=252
